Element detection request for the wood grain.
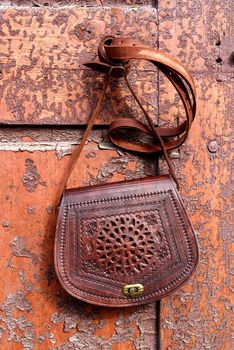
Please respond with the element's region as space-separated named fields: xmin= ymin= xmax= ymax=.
xmin=0 ymin=130 xmax=157 ymax=349
xmin=158 ymin=1 xmax=233 ymax=349
xmin=0 ymin=0 xmax=233 ymax=349
xmin=0 ymin=1 xmax=156 ymax=6
xmin=0 ymin=7 xmax=158 ymax=125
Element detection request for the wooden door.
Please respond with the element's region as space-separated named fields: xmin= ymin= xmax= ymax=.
xmin=0 ymin=1 xmax=232 ymax=349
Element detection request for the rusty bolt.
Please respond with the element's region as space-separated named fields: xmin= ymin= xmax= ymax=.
xmin=208 ymin=140 xmax=218 ymax=153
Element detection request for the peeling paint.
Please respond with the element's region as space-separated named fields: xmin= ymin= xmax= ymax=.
xmin=22 ymin=158 xmax=46 ymax=192
xmin=0 ymin=0 xmax=232 ymax=349
xmin=0 ymin=0 xmax=156 ymax=6
xmin=159 ymin=2 xmax=233 ymax=348
xmin=0 ymin=290 xmax=34 ymax=350
xmin=0 ymin=141 xmax=73 ymax=152
xmin=0 ymin=7 xmax=158 ymax=125
xmin=27 ymin=207 xmax=36 ymax=214
xmin=19 ymin=270 xmax=34 ymax=292
xmin=0 ymin=137 xmax=157 ymax=348
xmin=11 ymin=236 xmax=33 ymax=258
xmin=49 ymin=294 xmax=155 ymax=350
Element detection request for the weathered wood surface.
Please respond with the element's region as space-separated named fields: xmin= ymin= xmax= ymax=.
xmin=0 ymin=0 xmax=233 ymax=349
xmin=0 ymin=1 xmax=156 ymax=6
xmin=160 ymin=75 xmax=233 ymax=350
xmin=0 ymin=129 xmax=157 ymax=349
xmin=1 ymin=3 xmax=159 ymax=350
xmin=0 ymin=6 xmax=158 ymax=125
xmin=159 ymin=1 xmax=233 ymax=349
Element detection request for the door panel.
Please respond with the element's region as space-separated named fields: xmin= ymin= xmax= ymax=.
xmin=158 ymin=1 xmax=233 ymax=349
xmin=0 ymin=0 xmax=232 ymax=349
xmin=0 ymin=129 xmax=157 ymax=349
xmin=0 ymin=6 xmax=158 ymax=125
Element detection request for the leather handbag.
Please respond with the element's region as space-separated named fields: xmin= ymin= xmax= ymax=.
xmin=54 ymin=36 xmax=199 ymax=307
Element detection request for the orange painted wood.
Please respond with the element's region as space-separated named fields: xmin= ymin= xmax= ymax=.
xmin=158 ymin=0 xmax=232 ymax=72
xmin=158 ymin=1 xmax=233 ymax=349
xmin=159 ymin=75 xmax=233 ymax=350
xmin=0 ymin=135 xmax=157 ymax=349
xmin=1 ymin=0 xmax=156 ymax=6
xmin=0 ymin=0 xmax=233 ymax=349
xmin=0 ymin=7 xmax=158 ymax=125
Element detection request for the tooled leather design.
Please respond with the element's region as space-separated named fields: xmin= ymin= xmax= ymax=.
xmin=96 ymin=213 xmax=155 ymax=276
xmin=77 ymin=207 xmax=181 ymax=286
xmin=71 ymin=190 xmax=186 ymax=287
xmin=83 ymin=212 xmax=170 ymax=278
xmin=55 ymin=179 xmax=198 ymax=306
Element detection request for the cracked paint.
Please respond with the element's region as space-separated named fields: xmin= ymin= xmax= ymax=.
xmin=0 ymin=1 xmax=156 ymax=6
xmin=0 ymin=134 xmax=156 ymax=349
xmin=11 ymin=236 xmax=34 ymax=258
xmin=0 ymin=6 xmax=158 ymax=125
xmin=22 ymin=158 xmax=46 ymax=192
xmin=0 ymin=0 xmax=232 ymax=349
xmin=158 ymin=1 xmax=233 ymax=349
xmin=0 ymin=290 xmax=34 ymax=350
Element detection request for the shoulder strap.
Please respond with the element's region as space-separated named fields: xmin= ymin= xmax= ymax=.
xmin=56 ymin=68 xmax=113 ymax=206
xmin=56 ymin=36 xmax=196 ymax=206
xmin=104 ymin=37 xmax=196 ymax=153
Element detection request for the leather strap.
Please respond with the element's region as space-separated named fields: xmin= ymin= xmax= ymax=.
xmin=87 ymin=36 xmax=196 ymax=153
xmin=57 ymin=68 xmax=113 ymax=205
xmin=57 ymin=36 xmax=196 ymax=205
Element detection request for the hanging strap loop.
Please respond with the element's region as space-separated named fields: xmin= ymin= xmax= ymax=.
xmin=57 ymin=36 xmax=196 ymax=205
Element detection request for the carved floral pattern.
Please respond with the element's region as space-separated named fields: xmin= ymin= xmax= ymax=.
xmin=95 ymin=213 xmax=156 ymax=276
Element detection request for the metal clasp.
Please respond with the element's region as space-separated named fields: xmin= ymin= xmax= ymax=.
xmin=122 ymin=284 xmax=144 ymax=297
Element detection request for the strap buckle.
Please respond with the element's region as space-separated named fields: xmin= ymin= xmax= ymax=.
xmin=108 ymin=64 xmax=127 ymax=78
xmin=84 ymin=36 xmax=130 ymax=78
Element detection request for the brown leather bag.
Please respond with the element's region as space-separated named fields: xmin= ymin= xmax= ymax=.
xmin=54 ymin=36 xmax=199 ymax=307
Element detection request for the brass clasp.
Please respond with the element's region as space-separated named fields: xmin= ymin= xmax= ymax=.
xmin=122 ymin=284 xmax=144 ymax=297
